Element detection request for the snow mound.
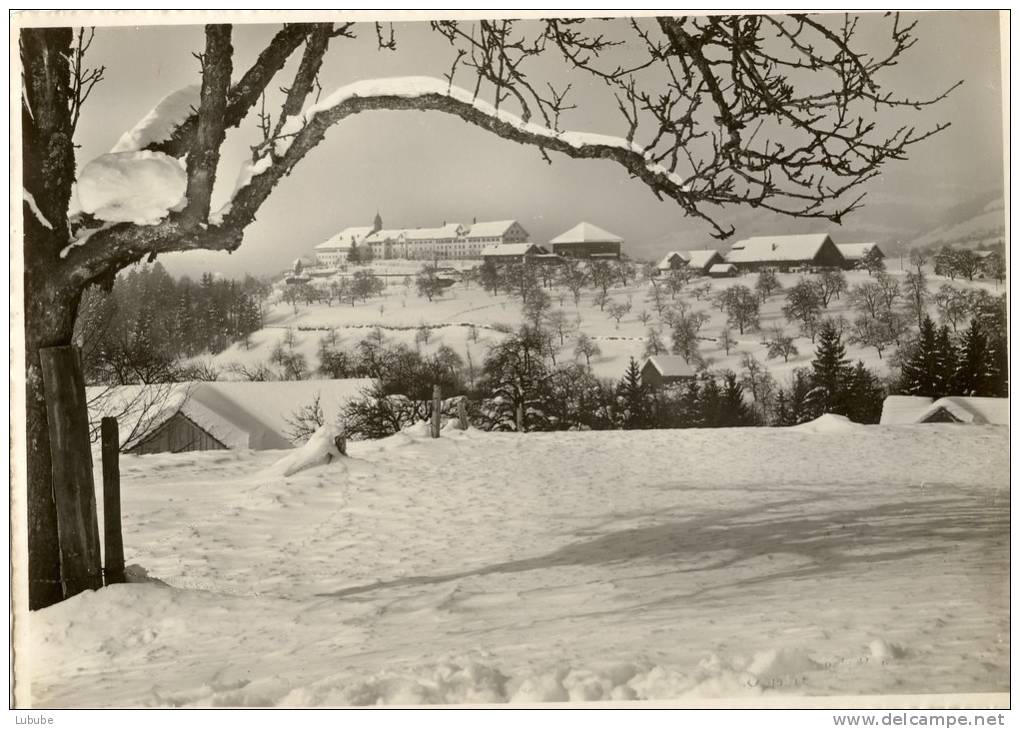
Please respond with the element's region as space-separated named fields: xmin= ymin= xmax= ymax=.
xmin=266 ymin=425 xmax=346 ymax=477
xmin=868 ymin=638 xmax=907 ymax=662
xmin=791 ymin=414 xmax=866 ymax=434
xmin=112 ymin=84 xmax=200 ymax=153
xmin=77 ymin=151 xmax=187 ymax=225
xmin=747 ymin=648 xmax=819 ymax=681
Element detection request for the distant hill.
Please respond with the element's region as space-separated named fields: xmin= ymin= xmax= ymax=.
xmin=907 ymin=194 xmax=1006 ymax=252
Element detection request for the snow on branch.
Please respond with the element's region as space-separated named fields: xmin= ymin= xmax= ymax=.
xmin=213 ymin=76 xmax=690 ymax=230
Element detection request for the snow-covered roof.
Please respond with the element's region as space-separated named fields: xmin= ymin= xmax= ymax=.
xmin=643 ymin=355 xmax=697 ymax=378
xmin=917 ymin=397 xmax=1010 ymax=425
xmin=725 ymin=234 xmax=834 ymax=263
xmin=880 ymin=395 xmax=933 ymax=425
xmin=708 ymin=263 xmax=737 ymax=273
xmin=88 ymin=379 xmax=374 ymax=451
xmin=464 ymin=220 xmax=520 ymax=239
xmin=481 ymin=243 xmax=545 ymax=257
xmin=686 ymin=249 xmax=723 ymax=269
xmin=656 ymin=251 xmax=690 ymax=269
xmin=550 ymin=222 xmax=624 ymax=245
xmin=364 ymin=228 xmax=408 ymax=243
xmin=880 ymin=395 xmax=1009 ymax=425
xmin=315 ymin=227 xmax=373 ymax=250
xmin=836 ymin=243 xmax=882 ymax=261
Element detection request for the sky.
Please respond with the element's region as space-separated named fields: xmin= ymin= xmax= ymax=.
xmin=71 ymin=11 xmax=1005 ymax=278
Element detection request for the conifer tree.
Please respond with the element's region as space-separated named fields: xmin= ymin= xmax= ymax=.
xmin=844 ymin=361 xmax=886 ymax=423
xmin=805 ymin=319 xmax=851 ymax=416
xmin=616 ymin=357 xmax=649 ymax=429
xmin=718 ymin=371 xmax=754 ymax=426
xmin=899 ymin=315 xmax=943 ymax=398
xmin=951 ymin=319 xmax=987 ymax=396
xmin=935 ymin=325 xmax=957 ymax=398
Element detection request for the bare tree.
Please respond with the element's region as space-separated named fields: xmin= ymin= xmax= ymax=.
xmin=20 ymin=15 xmax=956 ymax=607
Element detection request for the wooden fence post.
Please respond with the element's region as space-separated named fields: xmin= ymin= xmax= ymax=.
xmin=100 ymin=418 xmax=125 ymax=585
xmin=457 ymin=399 xmax=468 ymax=430
xmin=431 ymin=385 xmax=442 ymax=438
xmin=516 ymin=401 xmax=525 ymax=433
xmin=39 ymin=346 xmax=103 ymax=597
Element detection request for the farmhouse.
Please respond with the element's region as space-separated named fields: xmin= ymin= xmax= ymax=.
xmin=314 ymin=213 xmax=530 ymax=264
xmin=685 ymin=249 xmax=725 ymax=274
xmin=725 ymin=233 xmax=845 ymax=272
xmin=708 ymin=263 xmax=738 ymax=278
xmin=656 ymin=251 xmax=689 ymax=272
xmin=641 ymin=355 xmax=697 ymax=388
xmin=90 ymin=379 xmax=372 ymax=455
xmin=481 ymin=243 xmax=550 ymax=262
xmin=836 ymin=242 xmax=885 ymax=269
xmin=549 ymin=222 xmax=623 ymax=259
xmin=879 ymin=395 xmax=1009 ymax=425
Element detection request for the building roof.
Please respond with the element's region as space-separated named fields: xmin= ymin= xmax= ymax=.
xmin=88 ymin=379 xmax=374 ymax=451
xmin=879 ymin=395 xmax=1009 ymax=425
xmin=708 ymin=263 xmax=737 ymax=273
xmin=315 ymin=226 xmax=372 ymax=250
xmin=656 ymin=251 xmax=690 ymax=269
xmin=836 ymin=243 xmax=882 ymax=261
xmin=686 ymin=249 xmax=723 ymax=269
xmin=643 ymin=355 xmax=697 ymax=379
xmin=550 ymin=221 xmax=624 ymax=245
xmin=879 ymin=395 xmax=934 ymax=424
xmin=481 ymin=243 xmax=545 ymax=257
xmin=725 ymin=234 xmax=834 ymax=263
xmin=916 ymin=397 xmax=1010 ymax=425
xmin=464 ymin=220 xmax=520 ymax=239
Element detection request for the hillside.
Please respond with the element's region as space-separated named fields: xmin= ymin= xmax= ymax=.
xmin=908 ymin=194 xmax=1006 ymax=252
xmin=192 ymin=261 xmax=1001 ymax=393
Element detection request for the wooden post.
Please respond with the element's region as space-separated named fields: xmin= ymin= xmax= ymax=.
xmin=100 ymin=418 xmax=125 ymax=585
xmin=39 ymin=346 xmax=103 ymax=597
xmin=457 ymin=399 xmax=468 ymax=430
xmin=516 ymin=401 xmax=525 ymax=433
xmin=431 ymin=385 xmax=442 ymax=438
xmin=333 ymin=433 xmax=347 ymax=456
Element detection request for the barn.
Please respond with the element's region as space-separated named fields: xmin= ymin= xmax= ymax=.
xmin=640 ymin=355 xmax=697 ymax=388
xmin=879 ymin=395 xmax=1009 ymax=425
xmin=89 ymin=379 xmax=373 ymax=455
xmin=725 ymin=234 xmax=846 ymax=273
xmin=549 ymin=222 xmax=623 ymax=259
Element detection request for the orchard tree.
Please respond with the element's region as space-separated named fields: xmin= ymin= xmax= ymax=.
xmin=19 ymin=15 xmax=956 ymax=608
xmin=722 ymin=285 xmax=760 ymax=335
xmin=782 ymin=279 xmax=824 ymax=340
xmin=754 ymin=269 xmax=782 ymax=302
xmin=858 ymin=246 xmax=886 ymax=276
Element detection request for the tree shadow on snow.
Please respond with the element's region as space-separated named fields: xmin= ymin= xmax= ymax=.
xmin=316 ymin=493 xmax=1008 ymax=600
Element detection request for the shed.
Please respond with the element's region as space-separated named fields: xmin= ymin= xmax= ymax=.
xmin=641 ymin=355 xmax=697 ymax=388
xmin=89 ymin=379 xmax=373 ymax=455
xmin=708 ymin=263 xmax=738 ymax=278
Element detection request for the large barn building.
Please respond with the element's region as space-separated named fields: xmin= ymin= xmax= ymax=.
xmin=725 ymin=234 xmax=846 ymax=273
xmin=549 ymin=222 xmax=623 ymax=259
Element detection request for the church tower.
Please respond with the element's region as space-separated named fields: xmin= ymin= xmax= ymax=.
xmin=372 ymin=210 xmax=383 ymax=233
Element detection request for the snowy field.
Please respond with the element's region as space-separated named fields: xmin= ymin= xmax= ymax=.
xmin=196 ymin=263 xmax=1003 ymax=384
xmin=26 ymin=420 xmax=1008 ymax=706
